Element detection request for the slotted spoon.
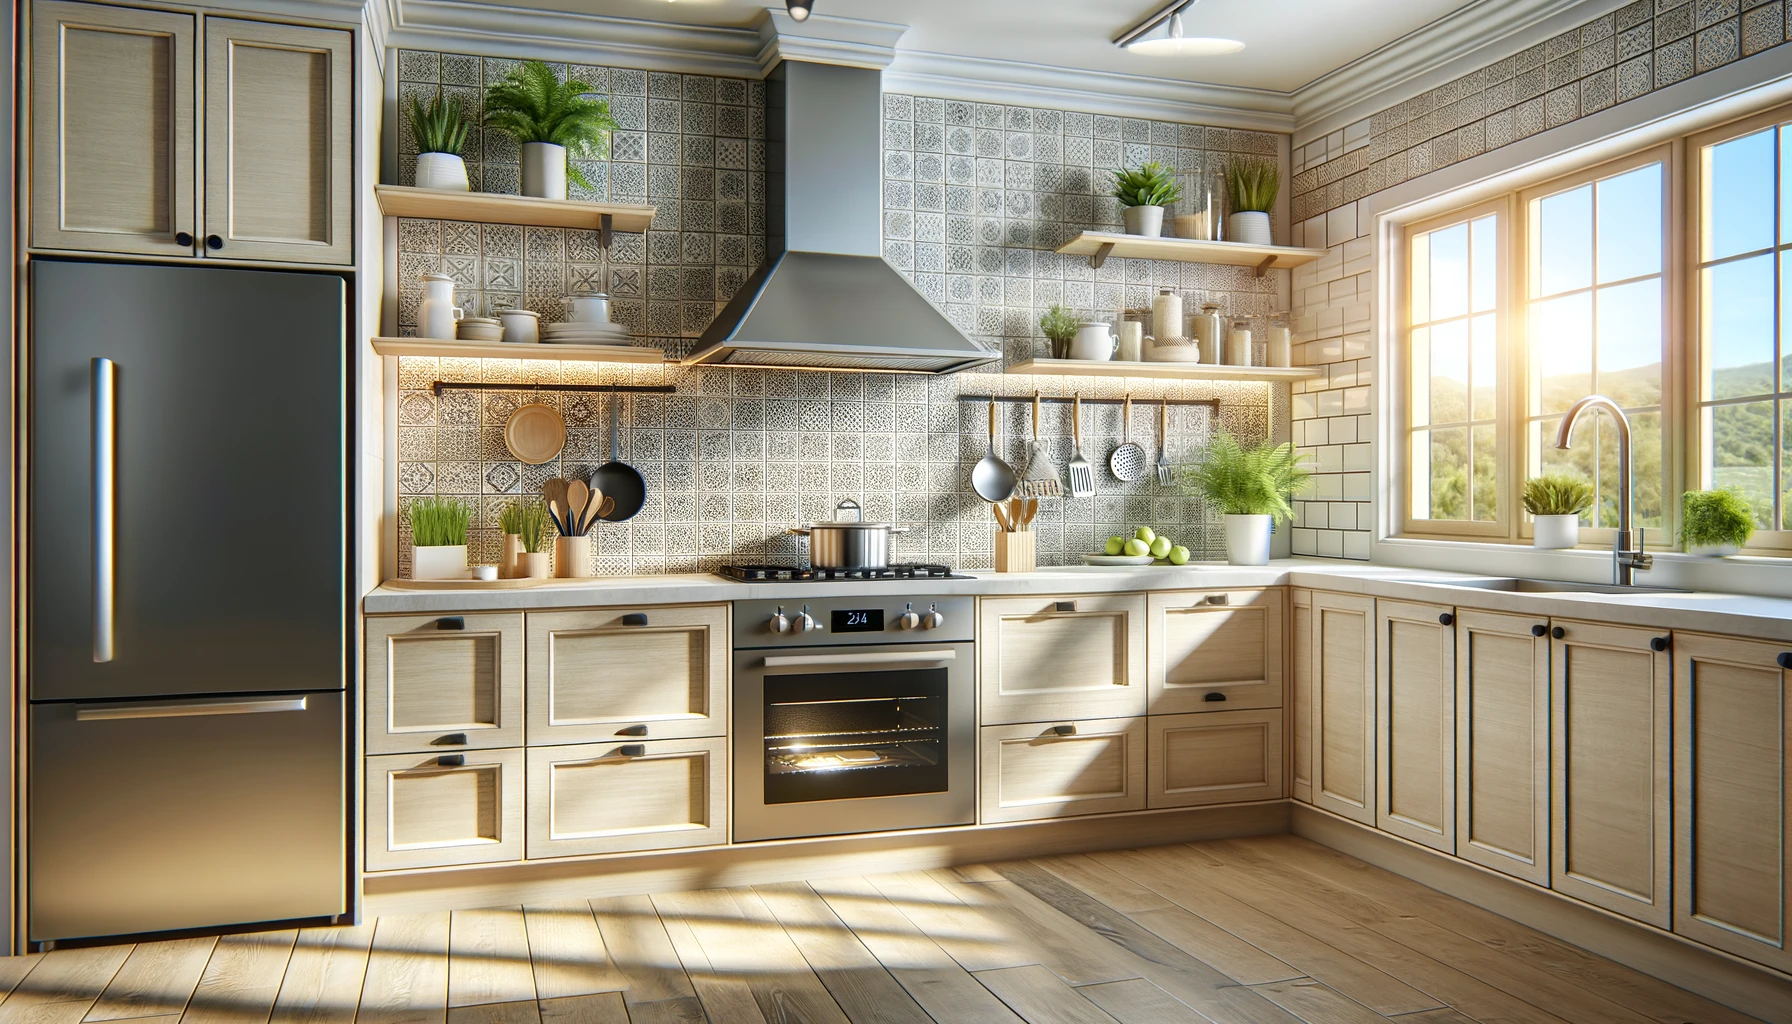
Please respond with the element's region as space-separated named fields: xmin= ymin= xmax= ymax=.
xmin=1109 ymin=394 xmax=1147 ymax=482
xmin=1065 ymin=394 xmax=1095 ymax=497
xmin=1017 ymin=391 xmax=1062 ymax=499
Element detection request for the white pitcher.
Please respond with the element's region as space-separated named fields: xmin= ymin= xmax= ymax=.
xmin=1070 ymin=321 xmax=1115 ymax=362
xmin=418 ymin=273 xmax=462 ymax=341
xmin=565 ymin=292 xmax=611 ymax=324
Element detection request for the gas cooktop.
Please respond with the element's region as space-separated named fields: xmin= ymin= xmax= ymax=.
xmin=717 ymin=563 xmax=973 ymax=583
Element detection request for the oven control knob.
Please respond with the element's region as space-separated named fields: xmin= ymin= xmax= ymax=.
xmin=796 ymin=605 xmax=821 ymax=633
xmin=769 ymin=607 xmax=792 ymax=634
xmin=898 ymin=603 xmax=921 ymax=630
xmin=921 ymin=604 xmax=945 ymax=630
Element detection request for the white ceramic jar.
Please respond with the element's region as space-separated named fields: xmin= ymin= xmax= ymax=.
xmin=499 ymin=308 xmax=541 ymax=344
xmin=1151 ymin=289 xmax=1183 ymax=343
xmin=565 ymin=293 xmax=611 ymax=324
xmin=1190 ymin=304 xmax=1223 ymax=365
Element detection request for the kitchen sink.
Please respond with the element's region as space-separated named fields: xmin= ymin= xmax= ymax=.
xmin=1406 ymin=576 xmax=1686 ymax=595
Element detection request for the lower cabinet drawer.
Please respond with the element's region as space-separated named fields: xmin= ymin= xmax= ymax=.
xmin=979 ymin=718 xmax=1146 ymax=824
xmin=365 ymin=749 xmax=524 ymax=871
xmin=1148 ymin=710 xmax=1284 ymax=808
xmin=526 ymin=737 xmax=727 ymax=858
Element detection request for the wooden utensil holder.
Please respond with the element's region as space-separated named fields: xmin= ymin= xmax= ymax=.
xmin=554 ymin=534 xmax=593 ymax=578
xmin=994 ymin=530 xmax=1036 ymax=573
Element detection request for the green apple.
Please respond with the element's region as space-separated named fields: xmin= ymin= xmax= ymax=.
xmin=1104 ymin=535 xmax=1125 ymax=556
xmin=1168 ymin=545 xmax=1191 ymax=565
xmin=1149 ymin=536 xmax=1172 ymax=559
xmin=1133 ymin=526 xmax=1156 ymax=544
xmin=1122 ymin=538 xmax=1150 ymax=557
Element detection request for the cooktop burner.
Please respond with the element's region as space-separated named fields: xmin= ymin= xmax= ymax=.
xmin=717 ymin=563 xmax=971 ymax=583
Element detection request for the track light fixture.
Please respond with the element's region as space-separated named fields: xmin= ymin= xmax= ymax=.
xmin=1116 ymin=1 xmax=1244 ymax=56
xmin=787 ymin=0 xmax=813 ymax=21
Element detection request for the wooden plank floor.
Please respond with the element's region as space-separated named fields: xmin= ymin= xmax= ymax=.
xmin=0 ymin=836 xmax=1763 ymax=1024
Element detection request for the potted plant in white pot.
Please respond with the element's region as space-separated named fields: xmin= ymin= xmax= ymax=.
xmin=483 ymin=60 xmax=617 ymax=201
xmin=408 ymin=92 xmax=471 ymax=192
xmin=1112 ymin=161 xmax=1182 ymax=237
xmin=1224 ymin=157 xmax=1279 ymax=245
xmin=1681 ymin=487 xmax=1756 ymax=555
xmin=1522 ymin=473 xmax=1594 ymax=548
xmin=1180 ymin=432 xmax=1310 ymax=566
xmin=410 ymin=496 xmax=473 ymax=580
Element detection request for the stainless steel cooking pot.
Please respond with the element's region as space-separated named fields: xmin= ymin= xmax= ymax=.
xmin=788 ymin=499 xmax=911 ymax=569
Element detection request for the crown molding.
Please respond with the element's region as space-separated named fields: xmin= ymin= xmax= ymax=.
xmin=363 ymin=0 xmax=394 ymax=55
xmin=883 ymin=50 xmax=1293 ymax=132
xmin=756 ymin=10 xmax=907 ymax=73
xmin=386 ymin=0 xmax=763 ymax=75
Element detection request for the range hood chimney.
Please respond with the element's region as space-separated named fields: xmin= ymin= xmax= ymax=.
xmin=685 ymin=60 xmax=996 ymax=373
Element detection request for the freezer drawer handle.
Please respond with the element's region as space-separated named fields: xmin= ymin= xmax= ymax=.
xmin=92 ymin=357 xmax=117 ymax=664
xmin=1051 ymin=724 xmax=1077 ymax=736
xmin=1054 ymin=601 xmax=1077 ymax=612
xmin=75 ymin=696 xmax=309 ymax=721
xmin=432 ymin=733 xmax=468 ymax=746
xmin=618 ymin=744 xmax=646 ymax=757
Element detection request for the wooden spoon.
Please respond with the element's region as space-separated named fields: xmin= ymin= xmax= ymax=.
xmin=567 ymin=479 xmax=591 ymax=534
xmin=542 ymin=478 xmax=569 ymax=534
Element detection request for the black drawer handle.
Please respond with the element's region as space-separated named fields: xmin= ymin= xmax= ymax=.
xmin=1439 ymin=612 xmax=1454 ymax=626
xmin=1779 ymin=652 xmax=1792 ymax=670
xmin=1204 ymin=594 xmax=1229 ymax=606
xmin=175 ymin=231 xmax=193 ymax=246
xmin=1650 ymin=636 xmax=1670 ymax=652
xmin=206 ymin=233 xmax=224 ymax=250
xmin=436 ymin=754 xmax=464 ymax=767
xmin=617 ymin=724 xmax=648 ymax=736
xmin=1054 ymin=601 xmax=1077 ymax=613
xmin=1531 ymin=624 xmax=1547 ymax=637
xmin=621 ymin=613 xmax=648 ymax=627
xmin=432 ymin=733 xmax=468 ymax=746
xmin=1551 ymin=626 xmax=1566 ymax=640
xmin=1051 ymin=724 xmax=1076 ymax=736
xmin=1203 ymin=692 xmax=1227 ymax=702
xmin=436 ymin=616 xmax=465 ymax=631
xmin=618 ymin=744 xmax=646 ymax=757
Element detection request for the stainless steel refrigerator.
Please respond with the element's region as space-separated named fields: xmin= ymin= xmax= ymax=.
xmin=28 ymin=259 xmax=348 ymax=944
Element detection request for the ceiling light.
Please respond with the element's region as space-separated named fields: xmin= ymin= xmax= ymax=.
xmin=787 ymin=0 xmax=813 ymax=21
xmin=1125 ymin=12 xmax=1244 ymax=56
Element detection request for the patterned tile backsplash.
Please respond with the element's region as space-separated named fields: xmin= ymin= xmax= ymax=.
xmin=391 ymin=49 xmax=1290 ymax=576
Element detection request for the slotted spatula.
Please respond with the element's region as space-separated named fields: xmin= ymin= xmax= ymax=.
xmin=1065 ymin=394 xmax=1095 ymax=498
xmin=1018 ymin=391 xmax=1062 ymax=499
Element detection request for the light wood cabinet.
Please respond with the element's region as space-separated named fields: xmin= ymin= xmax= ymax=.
xmin=1290 ymin=589 xmax=1312 ymax=803
xmin=202 ymin=18 xmax=353 ymax=264
xmin=977 ymin=594 xmax=1146 ymax=725
xmin=365 ymin=613 xmax=523 ymax=755
xmin=365 ymin=748 xmax=524 ymax=871
xmin=1455 ymin=608 xmax=1551 ymax=885
xmin=1148 ymin=710 xmax=1283 ymax=808
xmin=1311 ymin=591 xmax=1376 ymax=825
xmin=1375 ymin=599 xmax=1455 ymax=853
xmin=525 ymin=605 xmax=727 ymax=745
xmin=1551 ymin=619 xmax=1672 ymax=927
xmin=1673 ymin=632 xmax=1791 ymax=971
xmin=1146 ymin=589 xmax=1284 ymax=714
xmin=30 ymin=0 xmax=196 ymax=255
xmin=526 ymin=737 xmax=726 ymax=858
xmin=979 ymin=717 xmax=1146 ymax=823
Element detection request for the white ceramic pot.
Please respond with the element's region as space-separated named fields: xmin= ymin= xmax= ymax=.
xmin=1122 ymin=205 xmax=1165 ymax=237
xmin=1069 ymin=321 xmax=1115 ymax=361
xmin=1223 ymin=514 xmax=1272 ymax=566
xmin=1227 ymin=211 xmax=1272 ymax=245
xmin=499 ymin=308 xmax=540 ymax=344
xmin=418 ymin=272 xmax=462 ymax=341
xmin=565 ymin=293 xmax=612 ymax=324
xmin=411 ymin=544 xmax=468 ymax=580
xmin=414 ymin=152 xmax=469 ymax=192
xmin=521 ymin=142 xmax=567 ymax=200
xmin=1532 ymin=514 xmax=1580 ymax=549
xmin=1687 ymin=542 xmax=1742 ymax=556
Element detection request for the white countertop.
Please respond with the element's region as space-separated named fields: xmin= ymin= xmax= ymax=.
xmin=364 ymin=559 xmax=1792 ymax=643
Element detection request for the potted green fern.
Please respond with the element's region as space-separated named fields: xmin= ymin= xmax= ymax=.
xmin=1180 ymin=432 xmax=1311 ymax=565
xmin=408 ymin=93 xmax=472 ymax=192
xmin=1522 ymin=473 xmax=1594 ymax=549
xmin=410 ymin=496 xmax=473 ymax=580
xmin=482 ymin=60 xmax=618 ymax=200
xmin=1112 ymin=161 xmax=1182 ymax=237
xmin=1224 ymin=157 xmax=1280 ymax=245
xmin=1681 ymin=488 xmax=1756 ymax=556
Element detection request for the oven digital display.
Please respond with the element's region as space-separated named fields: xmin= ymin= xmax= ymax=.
xmin=831 ymin=609 xmax=884 ymax=632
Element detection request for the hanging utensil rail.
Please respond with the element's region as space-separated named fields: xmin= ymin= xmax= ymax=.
xmin=429 ymin=382 xmax=676 ymax=396
xmin=956 ymin=394 xmax=1218 ymax=409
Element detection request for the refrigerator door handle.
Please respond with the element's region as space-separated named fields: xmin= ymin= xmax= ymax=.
xmin=91 ymin=357 xmax=116 ymax=664
xmin=75 ymin=696 xmax=309 ymax=721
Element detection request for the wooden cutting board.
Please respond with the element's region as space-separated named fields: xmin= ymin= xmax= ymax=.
xmin=505 ymin=403 xmax=566 ymax=464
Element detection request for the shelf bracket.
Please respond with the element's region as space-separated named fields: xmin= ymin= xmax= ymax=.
xmin=1254 ymin=255 xmax=1278 ymax=278
xmin=599 ymin=213 xmax=613 ymax=251
xmin=1089 ymin=242 xmax=1115 ymax=270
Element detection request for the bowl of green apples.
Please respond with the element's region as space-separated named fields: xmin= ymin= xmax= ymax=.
xmin=1082 ymin=526 xmax=1192 ymax=566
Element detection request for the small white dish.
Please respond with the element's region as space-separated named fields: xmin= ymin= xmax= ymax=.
xmin=1080 ymin=553 xmax=1156 ymax=566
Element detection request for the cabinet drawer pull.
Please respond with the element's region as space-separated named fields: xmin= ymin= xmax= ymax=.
xmin=1531 ymin=624 xmax=1548 ymax=637
xmin=435 ymin=616 xmax=465 ymax=631
xmin=618 ymin=744 xmax=646 ymax=757
xmin=617 ymin=724 xmax=648 ymax=736
xmin=1779 ymin=652 xmax=1792 ymax=670
xmin=1051 ymin=724 xmax=1076 ymax=736
xmin=1203 ymin=692 xmax=1227 ymax=702
xmin=621 ymin=613 xmax=648 ymax=627
xmin=1438 ymin=612 xmax=1455 ymax=626
xmin=435 ymin=754 xmax=464 ymax=767
xmin=432 ymin=733 xmax=468 ymax=746
xmin=1551 ymin=626 xmax=1566 ymax=640
xmin=1650 ymin=636 xmax=1670 ymax=652
xmin=1204 ymin=594 xmax=1230 ymax=606
xmin=1054 ymin=601 xmax=1077 ymax=613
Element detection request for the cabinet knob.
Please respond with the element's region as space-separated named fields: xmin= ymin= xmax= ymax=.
xmin=205 ymin=234 xmax=224 ymax=250
xmin=1531 ymin=624 xmax=1547 ymax=637
xmin=436 ymin=616 xmax=465 ymax=630
xmin=435 ymin=754 xmax=464 ymax=767
xmin=618 ymin=744 xmax=646 ymax=757
xmin=1650 ymin=636 xmax=1670 ymax=652
xmin=175 ymin=231 xmax=193 ymax=246
xmin=1551 ymin=626 xmax=1566 ymax=640
xmin=1051 ymin=724 xmax=1077 ymax=736
xmin=1438 ymin=612 xmax=1455 ymax=626
xmin=1203 ymin=692 xmax=1227 ymax=702
xmin=621 ymin=613 xmax=648 ymax=627
xmin=1777 ymin=652 xmax=1791 ymax=670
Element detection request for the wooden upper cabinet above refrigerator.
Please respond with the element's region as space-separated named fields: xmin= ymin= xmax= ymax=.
xmin=28 ymin=0 xmax=353 ymax=265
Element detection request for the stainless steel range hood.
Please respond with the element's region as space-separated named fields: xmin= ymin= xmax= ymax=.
xmin=685 ymin=60 xmax=996 ymax=373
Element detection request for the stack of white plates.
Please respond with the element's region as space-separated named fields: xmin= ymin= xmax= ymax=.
xmin=540 ymin=320 xmax=632 ymax=345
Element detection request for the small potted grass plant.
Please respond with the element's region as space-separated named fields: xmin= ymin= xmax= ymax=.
xmin=408 ymin=92 xmax=472 ymax=192
xmin=1180 ymin=432 xmax=1311 ymax=566
xmin=515 ymin=499 xmax=552 ymax=578
xmin=1523 ymin=473 xmax=1594 ymax=549
xmin=410 ymin=496 xmax=473 ymax=580
xmin=1224 ymin=157 xmax=1280 ymax=245
xmin=1112 ymin=161 xmax=1182 ymax=237
xmin=482 ymin=59 xmax=618 ymax=200
xmin=1040 ymin=303 xmax=1079 ymax=359
xmin=1681 ymin=487 xmax=1756 ymax=556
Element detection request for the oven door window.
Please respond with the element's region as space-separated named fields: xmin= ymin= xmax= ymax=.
xmin=763 ymin=667 xmax=947 ymax=804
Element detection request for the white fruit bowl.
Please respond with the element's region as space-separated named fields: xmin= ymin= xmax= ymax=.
xmin=1081 ymin=553 xmax=1156 ymax=566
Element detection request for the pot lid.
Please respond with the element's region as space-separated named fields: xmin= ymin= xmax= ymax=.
xmin=803 ymin=498 xmax=899 ymax=530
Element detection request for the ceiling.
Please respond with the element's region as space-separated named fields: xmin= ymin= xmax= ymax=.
xmin=487 ymin=0 xmax=1481 ymax=93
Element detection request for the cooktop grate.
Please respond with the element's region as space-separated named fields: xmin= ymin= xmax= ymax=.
xmin=717 ymin=563 xmax=967 ymax=582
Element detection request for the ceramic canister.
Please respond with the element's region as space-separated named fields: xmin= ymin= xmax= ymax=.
xmin=499 ymin=308 xmax=541 ymax=344
xmin=1151 ymin=289 xmax=1182 ymax=343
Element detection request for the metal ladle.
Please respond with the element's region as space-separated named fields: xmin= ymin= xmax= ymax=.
xmin=971 ymin=397 xmax=1018 ymax=502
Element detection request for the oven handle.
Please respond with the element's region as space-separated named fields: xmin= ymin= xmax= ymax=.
xmin=761 ymin=649 xmax=957 ymax=670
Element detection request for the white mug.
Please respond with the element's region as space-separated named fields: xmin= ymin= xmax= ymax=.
xmin=1070 ymin=321 xmax=1116 ymax=362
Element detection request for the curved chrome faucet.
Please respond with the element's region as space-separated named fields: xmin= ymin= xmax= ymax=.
xmin=1554 ymin=395 xmax=1652 ymax=585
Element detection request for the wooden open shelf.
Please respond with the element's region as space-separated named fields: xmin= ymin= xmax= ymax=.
xmin=1006 ymin=358 xmax=1322 ymax=382
xmin=370 ymin=338 xmax=667 ymax=363
xmin=373 ymin=186 xmax=656 ymax=233
xmin=1055 ymin=231 xmax=1327 ymax=274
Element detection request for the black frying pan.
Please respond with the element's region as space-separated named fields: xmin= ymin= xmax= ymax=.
xmin=593 ymin=395 xmax=646 ymax=522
